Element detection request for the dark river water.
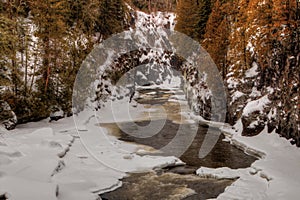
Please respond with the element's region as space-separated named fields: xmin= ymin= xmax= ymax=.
xmin=100 ymin=88 xmax=256 ymax=200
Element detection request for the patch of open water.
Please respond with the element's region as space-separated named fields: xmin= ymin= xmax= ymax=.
xmin=100 ymin=88 xmax=256 ymax=200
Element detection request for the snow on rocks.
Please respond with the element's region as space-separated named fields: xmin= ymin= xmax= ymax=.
xmin=242 ymin=95 xmax=271 ymax=117
xmin=245 ymin=62 xmax=259 ymax=78
xmin=240 ymin=96 xmax=271 ymax=136
xmin=50 ymin=106 xmax=65 ymax=122
xmin=135 ymin=10 xmax=176 ymax=31
xmin=226 ymin=77 xmax=239 ymax=89
xmin=0 ymin=100 xmax=17 ymax=130
xmin=230 ymin=91 xmax=245 ymax=105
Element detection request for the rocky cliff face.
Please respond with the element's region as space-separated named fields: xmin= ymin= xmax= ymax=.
xmin=73 ymin=9 xmax=224 ymax=125
xmin=203 ymin=0 xmax=299 ymax=145
xmin=3 ymin=0 xmax=298 ymax=148
xmin=76 ymin=1 xmax=299 ymax=147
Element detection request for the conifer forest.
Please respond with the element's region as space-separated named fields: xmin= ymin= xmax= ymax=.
xmin=0 ymin=0 xmax=299 ymax=199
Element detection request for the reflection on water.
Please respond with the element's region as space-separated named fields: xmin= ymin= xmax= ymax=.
xmin=100 ymin=88 xmax=256 ymax=200
xmin=114 ymin=119 xmax=256 ymax=169
xmin=102 ymin=88 xmax=256 ymax=169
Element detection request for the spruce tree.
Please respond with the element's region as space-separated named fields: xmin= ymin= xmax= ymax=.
xmin=202 ymin=0 xmax=231 ymax=73
xmin=175 ymin=0 xmax=211 ymax=41
xmin=97 ymin=0 xmax=128 ymax=39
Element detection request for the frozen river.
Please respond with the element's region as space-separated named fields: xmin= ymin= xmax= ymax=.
xmin=100 ymin=88 xmax=256 ymax=200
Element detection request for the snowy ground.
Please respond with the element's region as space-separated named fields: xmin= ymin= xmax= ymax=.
xmin=1 ymin=88 xmax=300 ymax=199
xmin=192 ymin=117 xmax=300 ymax=200
xmin=0 ymin=102 xmax=182 ymax=200
xmin=1 ymin=8 xmax=299 ymax=200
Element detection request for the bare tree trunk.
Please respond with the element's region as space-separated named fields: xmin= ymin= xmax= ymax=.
xmin=241 ymin=30 xmax=247 ymax=70
xmin=11 ymin=54 xmax=17 ymax=96
xmin=148 ymin=0 xmax=151 ymax=12
xmin=44 ymin=37 xmax=50 ymax=94
xmin=45 ymin=66 xmax=51 ymax=93
xmin=21 ymin=40 xmax=24 ymax=94
xmin=29 ymin=53 xmax=37 ymax=94
xmin=296 ymin=0 xmax=299 ymax=52
xmin=54 ymin=38 xmax=59 ymax=101
xmin=24 ymin=35 xmax=28 ymax=97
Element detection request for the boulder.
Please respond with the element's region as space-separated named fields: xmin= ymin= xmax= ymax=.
xmin=49 ymin=106 xmax=64 ymax=122
xmin=0 ymin=100 xmax=17 ymax=130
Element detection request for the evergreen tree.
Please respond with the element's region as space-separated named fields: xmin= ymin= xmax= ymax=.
xmin=202 ymin=0 xmax=231 ymax=74
xmin=0 ymin=15 xmax=17 ymax=91
xmin=97 ymin=0 xmax=128 ymax=39
xmin=0 ymin=0 xmax=132 ymax=124
xmin=0 ymin=1 xmax=25 ymax=98
xmin=175 ymin=0 xmax=211 ymax=41
xmin=29 ymin=0 xmax=68 ymax=99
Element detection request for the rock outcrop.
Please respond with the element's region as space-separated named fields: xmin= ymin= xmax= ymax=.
xmin=203 ymin=0 xmax=299 ymax=145
xmin=0 ymin=101 xmax=17 ymax=130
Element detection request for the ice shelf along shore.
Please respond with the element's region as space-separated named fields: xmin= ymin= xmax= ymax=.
xmin=188 ymin=113 xmax=300 ymax=200
xmin=1 ymin=90 xmax=300 ymax=200
xmin=0 ymin=111 xmax=183 ymax=200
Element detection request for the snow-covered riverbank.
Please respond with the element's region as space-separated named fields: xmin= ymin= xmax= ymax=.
xmin=190 ymin=116 xmax=300 ymax=200
xmin=0 ymin=110 xmax=182 ymax=200
xmin=1 ymin=86 xmax=299 ymax=200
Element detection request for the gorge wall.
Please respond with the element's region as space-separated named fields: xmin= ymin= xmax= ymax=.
xmin=201 ymin=0 xmax=299 ymax=145
xmin=1 ymin=0 xmax=299 ymax=148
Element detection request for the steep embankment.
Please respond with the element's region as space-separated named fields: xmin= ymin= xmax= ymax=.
xmin=203 ymin=0 xmax=299 ymax=145
xmin=0 ymin=0 xmax=130 ymax=128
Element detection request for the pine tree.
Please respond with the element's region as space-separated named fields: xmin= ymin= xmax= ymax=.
xmin=202 ymin=0 xmax=232 ymax=75
xmin=175 ymin=0 xmax=211 ymax=41
xmin=97 ymin=0 xmax=128 ymax=39
xmin=0 ymin=15 xmax=16 ymax=90
xmin=0 ymin=1 xmax=25 ymax=98
xmin=29 ymin=0 xmax=68 ymax=99
xmin=66 ymin=0 xmax=100 ymax=35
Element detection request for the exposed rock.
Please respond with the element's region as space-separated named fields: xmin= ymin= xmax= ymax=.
xmin=208 ymin=0 xmax=300 ymax=144
xmin=241 ymin=116 xmax=266 ymax=137
xmin=0 ymin=101 xmax=17 ymax=130
xmin=49 ymin=106 xmax=64 ymax=122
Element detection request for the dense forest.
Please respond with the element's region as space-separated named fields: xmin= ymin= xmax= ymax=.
xmin=0 ymin=0 xmax=299 ymax=145
xmin=176 ymin=0 xmax=299 ymax=145
xmin=0 ymin=0 xmax=129 ymax=125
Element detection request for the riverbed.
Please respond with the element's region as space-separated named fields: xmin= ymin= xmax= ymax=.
xmin=99 ymin=88 xmax=256 ymax=200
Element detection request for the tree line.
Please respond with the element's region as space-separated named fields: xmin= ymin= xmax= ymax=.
xmin=0 ymin=0 xmax=128 ymax=123
xmin=1 ymin=0 xmax=298 ymax=140
xmin=175 ymin=0 xmax=299 ymax=145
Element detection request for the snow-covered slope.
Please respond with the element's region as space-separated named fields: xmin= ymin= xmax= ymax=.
xmin=0 ymin=110 xmax=183 ymax=199
xmin=215 ymin=125 xmax=300 ymax=200
xmin=0 ymin=10 xmax=184 ymax=200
